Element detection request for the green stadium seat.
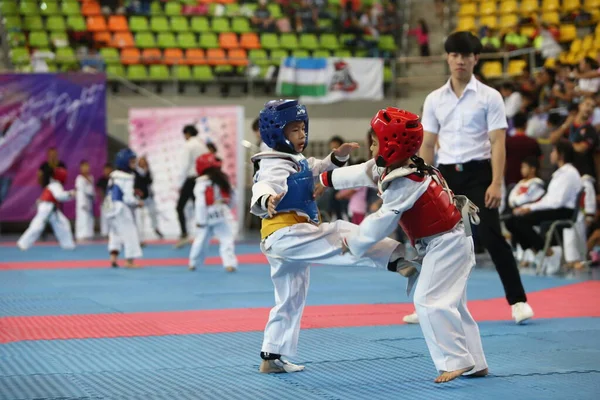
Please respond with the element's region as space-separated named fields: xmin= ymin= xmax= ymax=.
xmin=67 ymin=16 xmax=86 ymax=31
xmin=192 ymin=65 xmax=214 ymax=82
xmin=199 ymin=32 xmax=219 ymax=49
xmin=211 ymin=17 xmax=230 ymax=33
xmin=150 ymin=1 xmax=162 ymax=15
xmin=270 ymin=49 xmax=289 ymax=66
xmin=61 ymin=1 xmax=81 ymax=16
xmin=129 ymin=16 xmax=149 ymax=32
xmin=244 ymin=3 xmax=257 ymax=13
xmin=353 ymin=49 xmax=368 ymax=57
xmin=10 ymin=47 xmax=29 ymax=65
xmin=173 ymin=65 xmax=192 ymax=81
xmin=378 ymin=35 xmax=396 ymax=52
xmin=312 ymin=49 xmax=331 ymax=58
xmin=225 ymin=3 xmax=240 ymax=16
xmin=19 ymin=2 xmax=39 ymax=16
xmin=100 ymin=48 xmax=120 ymax=65
xmin=150 ymin=16 xmax=169 ymax=32
xmin=3 ymin=16 xmax=22 ymax=30
xmin=55 ymin=47 xmax=77 ymax=65
xmin=127 ymin=65 xmax=148 ymax=80
xmin=333 ymin=49 xmax=352 ymax=57
xmin=157 ymin=32 xmax=177 ymax=48
xmin=292 ymin=49 xmax=310 ymax=58
xmin=384 ymin=66 xmax=392 ymax=83
xmin=170 ymin=16 xmax=189 ymax=33
xmin=177 ymin=32 xmax=198 ymax=49
xmin=46 ymin=16 xmax=66 ymax=31
xmin=268 ymin=4 xmax=282 ymax=18
xmin=260 ymin=33 xmax=279 ymax=50
xmin=249 ymin=49 xmax=269 ymax=66
xmin=180 ymin=0 xmax=197 ymax=5
xmin=231 ymin=17 xmax=251 ymax=34
xmin=136 ymin=32 xmax=156 ymax=48
xmin=106 ymin=64 xmax=126 ymax=79
xmin=7 ymin=32 xmax=26 ymax=47
xmin=319 ymin=19 xmax=333 ymax=31
xmin=164 ymin=2 xmax=182 ymax=16
xmin=46 ymin=64 xmax=58 ymax=72
xmin=24 ymin=16 xmax=44 ymax=30
xmin=214 ymin=65 xmax=234 ymax=75
xmin=191 ymin=16 xmax=209 ymax=33
xmin=0 ymin=1 xmax=19 ymax=16
xmin=280 ymin=33 xmax=299 ymax=50
xmin=148 ymin=65 xmax=170 ymax=80
xmin=29 ymin=31 xmax=50 ymax=48
xmin=50 ymin=32 xmax=69 ymax=46
xmin=340 ymin=34 xmax=356 ymax=47
xmin=299 ymin=34 xmax=318 ymax=50
xmin=40 ymin=1 xmax=60 ymax=16
xmin=320 ymin=33 xmax=340 ymax=50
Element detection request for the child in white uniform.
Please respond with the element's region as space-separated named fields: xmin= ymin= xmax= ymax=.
xmin=17 ymin=167 xmax=76 ymax=250
xmin=251 ymin=100 xmax=419 ymax=374
xmin=75 ymin=160 xmax=95 ymax=241
xmin=189 ymin=153 xmax=238 ymax=272
xmin=107 ymin=148 xmax=143 ymax=268
xmin=96 ymin=164 xmax=113 ymax=237
xmin=319 ymin=108 xmax=488 ymax=383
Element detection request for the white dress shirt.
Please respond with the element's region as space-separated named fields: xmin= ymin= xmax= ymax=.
xmin=529 ymin=163 xmax=582 ymax=211
xmin=504 ymin=91 xmax=523 ymax=119
xmin=422 ymin=75 xmax=508 ymax=165
xmin=179 ymin=136 xmax=208 ymax=187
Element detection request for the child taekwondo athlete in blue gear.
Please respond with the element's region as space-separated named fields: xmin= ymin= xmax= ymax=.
xmin=250 ymin=100 xmax=420 ymax=374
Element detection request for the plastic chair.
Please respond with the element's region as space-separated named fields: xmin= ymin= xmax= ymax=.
xmin=378 ymin=35 xmax=397 ymax=52
xmin=129 ymin=16 xmax=149 ymax=32
xmin=240 ymin=33 xmax=261 ymax=49
xmin=178 ymin=32 xmax=198 ymax=49
xmin=67 ymin=16 xmax=86 ymax=31
xmin=457 ymin=3 xmax=477 ymax=17
xmin=121 ymin=48 xmax=141 ymax=65
xmin=231 ymin=17 xmax=251 ymax=33
xmin=61 ymin=1 xmax=81 ymax=16
xmin=55 ymin=47 xmax=77 ymax=66
xmin=29 ymin=31 xmax=50 ymax=48
xmin=333 ymin=49 xmax=352 ymax=58
xmin=108 ymin=16 xmax=128 ymax=32
xmin=192 ymin=65 xmax=214 ymax=82
xmin=113 ymin=32 xmax=135 ymax=48
xmin=136 ymin=32 xmax=156 ymax=48
xmin=173 ymin=65 xmax=192 ymax=81
xmin=248 ymin=49 xmax=269 ymax=66
xmin=46 ymin=16 xmax=66 ymax=31
xmin=299 ymin=34 xmax=319 ymax=50
xmin=260 ymin=33 xmax=280 ymax=50
xmin=480 ymin=16 xmax=497 ymax=29
xmin=199 ymin=32 xmax=219 ymax=49
xmin=211 ymin=17 xmax=230 ymax=33
xmin=499 ymin=0 xmax=518 ymax=14
xmin=170 ymin=16 xmax=190 ymax=33
xmin=560 ymin=24 xmax=577 ymax=42
xmin=100 ymin=47 xmax=120 ymax=65
xmin=320 ymin=34 xmax=340 ymax=50
xmin=87 ymin=16 xmax=107 ymax=32
xmin=279 ymin=33 xmax=299 ymax=50
xmin=219 ymin=32 xmax=239 ymax=49
xmin=24 ymin=16 xmax=44 ymax=31
xmin=191 ymin=16 xmax=209 ymax=33
xmin=312 ymin=49 xmax=331 ymax=58
xmin=482 ymin=61 xmax=503 ymax=78
xmin=142 ymin=48 xmax=162 ymax=64
xmin=127 ymin=65 xmax=148 ymax=81
xmin=164 ymin=2 xmax=182 ymax=16
xmin=270 ymin=49 xmax=289 ymax=66
xmin=542 ymin=0 xmax=560 ymax=12
xmin=228 ymin=49 xmax=248 ymax=66
xmin=19 ymin=2 xmax=39 ymax=16
xmin=40 ymin=1 xmax=60 ymax=16
xmin=500 ymin=14 xmax=518 ymax=29
xmin=157 ymin=32 xmax=177 ymax=48
xmin=82 ymin=1 xmax=101 ymax=16
xmin=541 ymin=12 xmax=560 ymax=25
xmin=478 ymin=1 xmax=497 ymax=16
xmin=10 ymin=47 xmax=30 ymax=65
xmin=206 ymin=48 xmax=227 ymax=65
xmin=151 ymin=16 xmax=170 ymax=32
xmin=0 ymin=1 xmax=18 ymax=16
xmin=164 ymin=48 xmax=185 ymax=65
xmin=185 ymin=48 xmax=206 ymax=65
xmin=456 ymin=16 xmax=476 ymax=32
xmin=508 ymin=59 xmax=527 ymax=76
xmin=106 ymin=64 xmax=126 ymax=79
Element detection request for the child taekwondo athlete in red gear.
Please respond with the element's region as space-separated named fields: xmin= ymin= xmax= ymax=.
xmin=319 ymin=108 xmax=489 ymax=383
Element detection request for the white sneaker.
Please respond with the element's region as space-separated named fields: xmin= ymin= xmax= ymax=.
xmin=544 ymin=246 xmax=563 ymax=275
xmin=259 ymin=358 xmax=305 ymax=373
xmin=403 ymin=311 xmax=419 ymax=324
xmin=511 ymin=302 xmax=534 ymax=324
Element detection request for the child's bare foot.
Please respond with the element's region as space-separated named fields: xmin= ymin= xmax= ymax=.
xmin=434 ymin=366 xmax=473 ymax=383
xmin=125 ymin=259 xmax=141 ymax=268
xmin=188 ymin=265 xmax=196 ymax=271
xmin=470 ymin=368 xmax=488 ymax=377
xmin=224 ymin=266 xmax=237 ymax=272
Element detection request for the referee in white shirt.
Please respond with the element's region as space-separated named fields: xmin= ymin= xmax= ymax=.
xmin=175 ymin=125 xmax=208 ymax=248
xmin=419 ymin=32 xmax=534 ymax=324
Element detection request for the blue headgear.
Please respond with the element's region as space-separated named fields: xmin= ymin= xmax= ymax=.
xmin=258 ymin=99 xmax=308 ymax=153
xmin=115 ymin=148 xmax=137 ymax=172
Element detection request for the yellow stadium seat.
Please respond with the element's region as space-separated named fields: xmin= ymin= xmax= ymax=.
xmin=582 ymin=35 xmax=594 ymax=51
xmin=499 ymin=1 xmax=518 ymax=14
xmin=520 ymin=26 xmax=536 ymax=38
xmin=456 ymin=17 xmax=477 ymax=32
xmin=594 ymin=37 xmax=600 ymax=50
xmin=480 ymin=15 xmax=497 ymax=29
xmin=508 ymin=59 xmax=527 ymax=76
xmin=560 ymin=24 xmax=577 ymax=42
xmin=566 ymin=52 xmax=579 ymax=64
xmin=570 ymin=39 xmax=582 ymax=53
xmin=500 ymin=14 xmax=519 ymax=29
xmin=544 ymin=57 xmax=557 ymax=68
xmin=559 ymin=51 xmax=569 ymax=64
xmin=542 ymin=0 xmax=560 ymax=12
xmin=541 ymin=12 xmax=560 ymax=24
xmin=563 ymin=0 xmax=581 ymax=13
xmin=478 ymin=1 xmax=497 ymax=16
xmin=458 ymin=3 xmax=478 ymax=17
xmin=588 ymin=50 xmax=598 ymax=59
xmin=520 ymin=0 xmax=539 ymax=15
xmin=584 ymin=0 xmax=600 ymax=9
xmin=482 ymin=61 xmax=503 ymax=79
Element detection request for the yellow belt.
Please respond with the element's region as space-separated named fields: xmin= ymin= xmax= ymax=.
xmin=261 ymin=212 xmax=318 ymax=240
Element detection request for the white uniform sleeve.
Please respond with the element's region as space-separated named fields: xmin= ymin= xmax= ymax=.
xmin=250 ymin=157 xmax=296 ymax=217
xmin=487 ymin=89 xmax=509 ymax=132
xmin=84 ymin=177 xmax=95 ymax=197
xmin=508 ymin=179 xmax=546 ymax=208
xmin=120 ymin=177 xmax=138 ymax=207
xmin=48 ymin=182 xmax=72 ymax=202
xmin=421 ymin=92 xmax=440 ymax=134
xmin=321 ymin=159 xmax=379 ymax=189
xmin=307 ymin=152 xmax=349 ymax=175
xmin=583 ymin=179 xmax=597 ymax=216
xmin=529 ymin=169 xmax=582 ymax=211
xmin=344 ymin=177 xmax=429 ymax=257
xmin=194 ymin=179 xmax=209 ymax=225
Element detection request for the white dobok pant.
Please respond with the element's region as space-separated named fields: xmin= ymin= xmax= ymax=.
xmin=259 ymin=219 xmax=399 ymax=357
xmin=414 ymin=224 xmax=487 ymax=374
xmin=108 ymin=203 xmax=142 ymax=259
xmin=189 ymin=219 xmax=238 ymax=269
xmin=18 ymin=202 xmax=75 ymax=250
xmin=75 ymin=202 xmax=94 ymax=241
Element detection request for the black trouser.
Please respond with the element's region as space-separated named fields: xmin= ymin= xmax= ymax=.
xmin=504 ymin=208 xmax=574 ymax=252
xmin=176 ymin=177 xmax=196 ymax=237
xmin=438 ymin=160 xmax=527 ymax=305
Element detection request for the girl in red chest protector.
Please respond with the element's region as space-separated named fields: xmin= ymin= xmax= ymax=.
xmin=188 ymin=153 xmax=238 ymax=272
xmin=319 ymin=108 xmax=489 ymax=383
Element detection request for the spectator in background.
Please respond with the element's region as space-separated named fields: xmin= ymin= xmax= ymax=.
xmin=408 ymin=19 xmax=430 ymax=57
xmin=550 ymin=97 xmax=598 ymax=178
xmin=377 ymin=1 xmax=398 ymax=39
xmin=100 ymin=0 xmax=125 ymax=15
xmin=480 ymin=27 xmax=501 ymax=53
xmin=38 ymin=148 xmax=66 ymax=188
xmin=252 ymin=0 xmax=276 ymax=32
xmin=553 ymin=64 xmax=577 ymax=111
xmin=575 ymin=57 xmax=600 ymax=98
xmin=505 ymin=112 xmax=542 ymax=187
xmin=134 ymin=156 xmax=163 ymax=241
xmin=503 ymin=25 xmax=529 ymax=51
xmin=500 ymin=82 xmax=523 ymax=120
xmin=526 ymin=68 xmax=557 ymax=138
xmin=533 ymin=23 xmax=562 ymax=66
xmin=296 ymin=0 xmax=319 ymax=33
xmin=126 ymin=0 xmax=151 ymax=16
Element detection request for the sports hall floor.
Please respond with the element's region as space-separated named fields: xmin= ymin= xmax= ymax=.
xmin=1 ymin=238 xmax=599 ymax=400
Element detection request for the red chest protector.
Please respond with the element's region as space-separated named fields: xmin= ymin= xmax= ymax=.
xmin=39 ymin=187 xmax=58 ymax=204
xmin=395 ymin=171 xmax=461 ymax=245
xmin=205 ymin=185 xmax=230 ymax=206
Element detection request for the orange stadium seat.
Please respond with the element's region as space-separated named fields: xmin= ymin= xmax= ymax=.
xmin=87 ymin=16 xmax=107 ymax=32
xmin=206 ymin=48 xmax=227 ymax=65
xmin=121 ymin=48 xmax=141 ymax=65
xmin=108 ymin=16 xmax=128 ymax=32
xmin=185 ymin=48 xmax=206 ymax=65
xmin=228 ymin=48 xmax=248 ymax=66
xmin=164 ymin=48 xmax=185 ymax=65
xmin=94 ymin=32 xmax=112 ymax=47
xmin=82 ymin=1 xmax=102 ymax=16
xmin=141 ymin=48 xmax=162 ymax=64
xmin=240 ymin=33 xmax=260 ymax=49
xmin=219 ymin=32 xmax=239 ymax=49
xmin=113 ymin=32 xmax=135 ymax=48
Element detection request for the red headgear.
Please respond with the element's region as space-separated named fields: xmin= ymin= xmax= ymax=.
xmin=52 ymin=167 xmax=68 ymax=184
xmin=196 ymin=153 xmax=222 ymax=176
xmin=370 ymin=107 xmax=423 ymax=167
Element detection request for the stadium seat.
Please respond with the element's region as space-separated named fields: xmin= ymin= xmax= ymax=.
xmin=29 ymin=31 xmax=50 ymax=48
xmin=24 ymin=16 xmax=44 ymax=30
xmin=456 ymin=17 xmax=476 ymax=32
xmin=292 ymin=49 xmax=310 ymax=58
xmin=542 ymin=0 xmax=560 ymax=12
xmin=378 ymin=35 xmax=397 ymax=52
xmin=148 ymin=65 xmax=170 ymax=80
xmin=563 ymin=0 xmax=582 ymax=13
xmin=582 ymin=35 xmax=594 ymax=51
xmin=478 ymin=1 xmax=497 ymax=16
xmin=192 ymin=65 xmax=214 ymax=82
xmin=270 ymin=49 xmax=289 ymax=66
xmin=157 ymin=32 xmax=177 ymax=49
xmin=67 ymin=16 xmax=86 ymax=31
xmin=240 ymin=33 xmax=260 ymax=50
xmin=457 ymin=3 xmax=477 ymax=17
xmin=480 ymin=16 xmax=497 ymax=29
xmin=544 ymin=57 xmax=557 ymax=68
xmin=56 ymin=47 xmax=77 ymax=66
xmin=81 ymin=1 xmax=101 ymax=16
xmin=482 ymin=61 xmax=503 ymax=78
xmin=170 ymin=16 xmax=190 ymax=33
xmin=0 ymin=1 xmax=18 ymax=16
xmin=299 ymin=34 xmax=319 ymax=50
xmin=199 ymin=32 xmax=219 ymax=49
xmin=185 ymin=49 xmax=206 ymax=65
xmin=142 ymin=48 xmax=162 ymax=64
xmin=334 ymin=49 xmax=352 ymax=58
xmin=570 ymin=39 xmax=582 ymax=53
xmin=164 ymin=2 xmax=182 ymax=16
xmin=61 ymin=1 xmax=81 ymax=16
xmin=384 ymin=66 xmax=392 ymax=83
xmin=106 ymin=64 xmax=126 ymax=79
xmin=584 ymin=0 xmax=600 ymax=10
xmin=40 ymin=1 xmax=60 ymax=16
xmin=508 ymin=59 xmax=527 ymax=76
xmin=499 ymin=1 xmax=518 ymax=14
xmin=520 ymin=26 xmax=536 ymax=38
xmin=127 ymin=65 xmax=148 ymax=81
xmin=50 ymin=32 xmax=68 ymax=46
xmin=108 ymin=16 xmax=128 ymax=32
xmin=249 ymin=49 xmax=269 ymax=66
xmin=129 ymin=16 xmax=149 ymax=32
xmin=164 ymin=48 xmax=185 ymax=65
xmin=225 ymin=3 xmax=241 ymax=16
xmin=19 ymin=2 xmax=39 ymax=16
xmin=228 ymin=49 xmax=248 ymax=66
xmin=173 ymin=65 xmax=192 ymax=81
xmin=320 ymin=34 xmax=340 ymax=50
xmin=231 ymin=17 xmax=251 ymax=33
xmin=559 ymin=24 xmax=577 ymax=42
xmin=541 ymin=12 xmax=560 ymax=25
xmin=46 ymin=16 xmax=66 ymax=31
xmin=121 ymin=48 xmax=141 ymax=65
xmin=178 ymin=32 xmax=198 ymax=49
xmin=136 ymin=32 xmax=156 ymax=48
xmin=151 ymin=16 xmax=170 ymax=32
xmin=100 ymin=47 xmax=120 ymax=64
xmin=87 ymin=16 xmax=107 ymax=32
xmin=113 ymin=32 xmax=135 ymax=48
xmin=520 ymin=0 xmax=539 ymax=15
xmin=191 ymin=17 xmax=210 ymax=33
xmin=279 ymin=33 xmax=299 ymax=50
xmin=219 ymin=32 xmax=239 ymax=49
xmin=3 ymin=16 xmax=22 ymax=30
xmin=211 ymin=17 xmax=230 ymax=33
xmin=260 ymin=33 xmax=280 ymax=50
xmin=10 ymin=47 xmax=29 ymax=65
xmin=206 ymin=48 xmax=227 ymax=66
xmin=313 ymin=49 xmax=331 ymax=58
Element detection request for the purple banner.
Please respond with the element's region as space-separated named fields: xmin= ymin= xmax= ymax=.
xmin=0 ymin=73 xmax=107 ymax=222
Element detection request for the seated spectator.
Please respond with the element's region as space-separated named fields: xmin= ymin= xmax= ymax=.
xmin=505 ymin=140 xmax=582 ymax=274
xmin=506 ymin=112 xmax=542 ymax=186
xmin=80 ymin=47 xmax=105 ymax=73
xmin=500 ymin=82 xmax=523 ymax=120
xmin=127 ymin=0 xmax=151 ymax=16
xmin=101 ymin=0 xmax=125 ymax=15
xmin=532 ymin=23 xmax=562 ymax=65
xmin=503 ymin=26 xmax=529 ymax=51
xmin=575 ymin=57 xmax=600 ymax=98
xmin=251 ymin=0 xmax=276 ymax=32
xmin=526 ymin=68 xmax=557 ymax=138
xmin=553 ymin=63 xmax=577 ymax=112
xmin=296 ymin=0 xmax=319 ymax=32
xmin=480 ymin=27 xmax=501 ymax=53
xmin=377 ymin=2 xmax=397 ymax=38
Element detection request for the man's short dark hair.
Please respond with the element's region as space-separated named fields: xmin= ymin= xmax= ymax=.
xmin=444 ymin=31 xmax=482 ymax=55
xmin=547 ymin=112 xmax=564 ymax=127
xmin=513 ymin=112 xmax=528 ymax=129
xmin=500 ymin=82 xmax=515 ymax=92
xmin=207 ymin=142 xmax=217 ymax=153
xmin=80 ymin=160 xmax=89 ymax=166
xmin=183 ymin=125 xmax=198 ymax=136
xmin=329 ymin=135 xmax=344 ymax=146
xmin=252 ymin=117 xmax=259 ymax=132
xmin=521 ymin=155 xmax=540 ymax=171
xmin=554 ymin=139 xmax=574 ymax=164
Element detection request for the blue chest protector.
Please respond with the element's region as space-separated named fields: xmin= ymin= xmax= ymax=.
xmin=275 ymin=159 xmax=319 ymax=223
xmin=109 ymin=183 xmax=124 ymax=202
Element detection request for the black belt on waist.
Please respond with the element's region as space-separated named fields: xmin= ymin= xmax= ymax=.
xmin=439 ymin=159 xmax=490 ymax=172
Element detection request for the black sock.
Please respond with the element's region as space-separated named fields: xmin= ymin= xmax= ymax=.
xmin=260 ymin=352 xmax=281 ymax=360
